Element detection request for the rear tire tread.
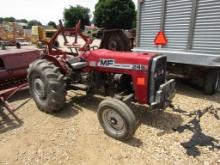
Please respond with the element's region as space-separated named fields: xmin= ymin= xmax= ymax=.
xmin=28 ymin=59 xmax=66 ymax=113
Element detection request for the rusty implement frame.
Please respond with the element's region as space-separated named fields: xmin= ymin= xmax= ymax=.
xmin=44 ymin=20 xmax=93 ymax=57
xmin=0 ymin=83 xmax=28 ymax=112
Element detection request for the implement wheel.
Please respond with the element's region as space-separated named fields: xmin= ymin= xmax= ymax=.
xmin=97 ymin=98 xmax=136 ymax=141
xmin=28 ymin=59 xmax=66 ymax=113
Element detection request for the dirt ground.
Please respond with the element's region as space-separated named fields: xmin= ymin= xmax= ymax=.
xmin=0 ymin=80 xmax=219 ymax=165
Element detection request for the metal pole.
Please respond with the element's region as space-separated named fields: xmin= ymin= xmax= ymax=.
xmin=187 ymin=0 xmax=198 ymax=50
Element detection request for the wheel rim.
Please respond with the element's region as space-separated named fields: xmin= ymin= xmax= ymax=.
xmin=102 ymin=109 xmax=126 ymax=135
xmin=33 ymin=78 xmax=46 ymax=99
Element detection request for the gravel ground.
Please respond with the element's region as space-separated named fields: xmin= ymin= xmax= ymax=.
xmin=0 ymin=81 xmax=219 ymax=165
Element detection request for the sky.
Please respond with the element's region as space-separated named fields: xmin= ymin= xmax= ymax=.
xmin=0 ymin=0 xmax=137 ymax=25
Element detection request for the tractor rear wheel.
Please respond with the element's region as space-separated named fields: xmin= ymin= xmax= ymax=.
xmin=28 ymin=59 xmax=66 ymax=113
xmin=100 ymin=30 xmax=131 ymax=51
xmin=97 ymin=98 xmax=137 ymax=141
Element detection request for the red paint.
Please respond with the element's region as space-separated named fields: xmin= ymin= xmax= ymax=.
xmin=41 ymin=21 xmax=158 ymax=104
xmin=82 ymin=49 xmax=156 ymax=104
xmin=0 ymin=49 xmax=40 ymax=83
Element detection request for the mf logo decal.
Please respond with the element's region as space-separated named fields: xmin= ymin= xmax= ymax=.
xmin=97 ymin=58 xmax=148 ymax=71
xmin=99 ymin=59 xmax=115 ymax=66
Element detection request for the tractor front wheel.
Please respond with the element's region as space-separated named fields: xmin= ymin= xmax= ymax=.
xmin=97 ymin=98 xmax=137 ymax=141
xmin=28 ymin=59 xmax=66 ymax=113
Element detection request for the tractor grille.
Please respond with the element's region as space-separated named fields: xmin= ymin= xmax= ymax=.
xmin=149 ymin=55 xmax=167 ymax=103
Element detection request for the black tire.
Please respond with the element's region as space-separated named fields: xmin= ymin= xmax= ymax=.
xmin=97 ymin=98 xmax=137 ymax=141
xmin=54 ymin=41 xmax=59 ymax=48
xmin=28 ymin=59 xmax=66 ymax=113
xmin=107 ymin=34 xmax=125 ymax=51
xmin=1 ymin=43 xmax=6 ymax=50
xmin=16 ymin=42 xmax=21 ymax=49
xmin=100 ymin=30 xmax=131 ymax=51
xmin=203 ymin=69 xmax=219 ymax=95
xmin=37 ymin=42 xmax=45 ymax=49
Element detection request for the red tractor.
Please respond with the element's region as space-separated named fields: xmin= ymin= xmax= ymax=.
xmin=27 ymin=21 xmax=175 ymax=140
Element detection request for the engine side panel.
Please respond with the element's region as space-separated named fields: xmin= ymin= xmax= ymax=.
xmin=82 ymin=49 xmax=156 ymax=103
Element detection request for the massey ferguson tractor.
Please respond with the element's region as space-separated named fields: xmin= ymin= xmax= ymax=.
xmin=27 ymin=21 xmax=175 ymax=141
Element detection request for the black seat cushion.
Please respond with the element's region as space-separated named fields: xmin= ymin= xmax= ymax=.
xmin=68 ymin=57 xmax=87 ymax=70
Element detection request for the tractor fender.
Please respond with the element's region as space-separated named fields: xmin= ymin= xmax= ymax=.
xmin=42 ymin=55 xmax=69 ymax=75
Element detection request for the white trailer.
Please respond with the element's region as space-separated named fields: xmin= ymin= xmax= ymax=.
xmin=134 ymin=0 xmax=220 ymax=94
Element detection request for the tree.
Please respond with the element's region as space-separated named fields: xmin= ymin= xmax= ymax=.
xmin=27 ymin=20 xmax=42 ymax=29
xmin=133 ymin=10 xmax=137 ymax=28
xmin=0 ymin=17 xmax=3 ymax=24
xmin=17 ymin=19 xmax=28 ymax=23
xmin=48 ymin=21 xmax=57 ymax=28
xmin=63 ymin=5 xmax=91 ymax=29
xmin=3 ymin=17 xmax=16 ymax=22
xmin=94 ymin=0 xmax=136 ymax=29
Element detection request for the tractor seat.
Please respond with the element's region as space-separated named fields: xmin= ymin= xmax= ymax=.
xmin=68 ymin=57 xmax=87 ymax=70
xmin=71 ymin=62 xmax=87 ymax=70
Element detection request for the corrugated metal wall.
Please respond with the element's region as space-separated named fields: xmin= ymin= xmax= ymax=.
xmin=192 ymin=0 xmax=220 ymax=54
xmin=138 ymin=0 xmax=220 ymax=55
xmin=164 ymin=0 xmax=192 ymax=50
xmin=139 ymin=0 xmax=162 ymax=48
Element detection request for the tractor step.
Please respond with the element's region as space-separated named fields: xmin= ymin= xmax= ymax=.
xmin=70 ymin=83 xmax=88 ymax=91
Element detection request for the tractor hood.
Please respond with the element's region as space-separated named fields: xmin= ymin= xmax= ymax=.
xmin=83 ymin=49 xmax=157 ymax=70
